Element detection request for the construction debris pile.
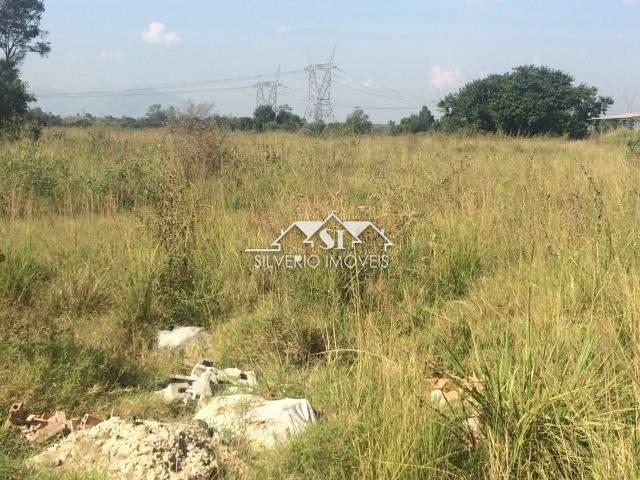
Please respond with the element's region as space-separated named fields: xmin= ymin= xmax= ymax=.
xmin=29 ymin=417 xmax=221 ymax=480
xmin=156 ymin=359 xmax=317 ymax=449
xmin=5 ymin=402 xmax=102 ymax=444
xmin=155 ymin=359 xmax=257 ymax=403
xmin=7 ymin=356 xmax=318 ymax=478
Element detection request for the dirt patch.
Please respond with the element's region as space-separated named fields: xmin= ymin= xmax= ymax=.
xmin=29 ymin=417 xmax=222 ymax=480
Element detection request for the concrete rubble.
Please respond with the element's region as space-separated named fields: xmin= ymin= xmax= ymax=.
xmin=156 ymin=326 xmax=210 ymax=350
xmin=428 ymin=376 xmax=483 ymax=442
xmin=29 ymin=417 xmax=222 ymax=480
xmin=155 ymin=359 xmax=257 ymax=403
xmin=5 ymin=402 xmax=102 ymax=444
xmin=194 ymin=394 xmax=317 ymax=448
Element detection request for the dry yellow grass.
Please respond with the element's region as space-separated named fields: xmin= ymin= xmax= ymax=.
xmin=1 ymin=127 xmax=640 ymax=479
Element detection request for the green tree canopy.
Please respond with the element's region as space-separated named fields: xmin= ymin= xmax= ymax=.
xmin=0 ymin=59 xmax=32 ymax=130
xmin=0 ymin=0 xmax=50 ymax=66
xmin=438 ymin=65 xmax=613 ymax=138
xmin=253 ymin=105 xmax=276 ymax=131
xmin=144 ymin=104 xmax=177 ymax=126
xmin=275 ymin=104 xmax=304 ymax=130
xmin=28 ymin=106 xmax=61 ymax=126
xmin=0 ymin=0 xmax=50 ymax=133
xmin=345 ymin=107 xmax=372 ymax=134
xmin=398 ymin=106 xmax=435 ymax=133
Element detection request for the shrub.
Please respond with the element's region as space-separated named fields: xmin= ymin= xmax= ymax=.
xmin=626 ymin=131 xmax=640 ymax=161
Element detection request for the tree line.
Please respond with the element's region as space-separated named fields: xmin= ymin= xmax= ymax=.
xmin=24 ymin=102 xmax=435 ymax=136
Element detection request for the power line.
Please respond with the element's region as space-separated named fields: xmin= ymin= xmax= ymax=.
xmin=333 ymin=101 xmax=421 ymax=111
xmin=36 ymin=69 xmax=305 ymax=98
xmin=283 ymin=88 xmax=424 ymax=112
xmin=334 ymin=75 xmax=420 ymax=103
xmin=334 ymin=74 xmax=418 ymax=102
xmin=279 ymin=85 xmax=309 ymax=102
xmin=34 ymin=61 xmax=438 ymax=116
xmin=282 ymin=84 xmax=424 ymax=113
xmin=38 ymin=85 xmax=255 ymax=99
xmin=336 ymin=67 xmax=427 ymax=101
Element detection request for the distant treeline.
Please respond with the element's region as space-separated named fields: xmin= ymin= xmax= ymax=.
xmin=26 ymin=102 xmax=438 ymax=136
xmin=13 ymin=69 xmax=615 ymax=140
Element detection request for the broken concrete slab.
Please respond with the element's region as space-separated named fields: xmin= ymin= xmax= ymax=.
xmin=157 ymin=382 xmax=192 ymax=403
xmin=191 ymin=368 xmax=218 ymax=399
xmin=156 ymin=326 xmax=210 ymax=350
xmin=194 ymin=394 xmax=317 ymax=448
xmin=191 ymin=359 xmax=215 ymax=376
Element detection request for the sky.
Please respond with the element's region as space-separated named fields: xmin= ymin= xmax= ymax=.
xmin=20 ymin=0 xmax=640 ymax=123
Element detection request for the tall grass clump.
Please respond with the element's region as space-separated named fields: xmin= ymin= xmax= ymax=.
xmin=0 ymin=243 xmax=49 ymax=305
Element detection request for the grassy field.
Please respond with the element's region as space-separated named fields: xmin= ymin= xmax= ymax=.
xmin=2 ymin=126 xmax=640 ymax=479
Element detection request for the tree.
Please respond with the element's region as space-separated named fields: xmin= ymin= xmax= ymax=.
xmin=438 ymin=74 xmax=507 ymax=133
xmin=181 ymin=101 xmax=214 ymax=120
xmin=397 ymin=106 xmax=435 ymax=134
xmin=0 ymin=1 xmax=50 ymax=132
xmin=0 ymin=59 xmax=32 ymax=130
xmin=144 ymin=104 xmax=177 ymax=126
xmin=237 ymin=116 xmax=253 ymax=131
xmin=564 ymin=83 xmax=613 ymax=139
xmin=345 ymin=107 xmax=372 ymax=134
xmin=438 ymin=65 xmax=613 ymax=138
xmin=275 ymin=104 xmax=304 ymax=130
xmin=0 ymin=0 xmax=50 ymax=67
xmin=253 ymin=105 xmax=276 ymax=131
xmin=28 ymin=106 xmax=60 ymax=126
xmin=275 ymin=104 xmax=292 ymax=124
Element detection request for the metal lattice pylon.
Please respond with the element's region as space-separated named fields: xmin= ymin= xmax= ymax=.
xmin=304 ymin=48 xmax=337 ymax=123
xmin=255 ymin=66 xmax=281 ymax=109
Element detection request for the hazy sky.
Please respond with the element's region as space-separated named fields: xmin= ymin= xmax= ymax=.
xmin=21 ymin=0 xmax=640 ymax=122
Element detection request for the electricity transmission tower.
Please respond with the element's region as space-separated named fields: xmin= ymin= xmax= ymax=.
xmin=304 ymin=48 xmax=337 ymax=123
xmin=255 ymin=66 xmax=281 ymax=109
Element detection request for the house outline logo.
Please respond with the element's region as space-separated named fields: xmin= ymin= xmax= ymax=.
xmin=245 ymin=212 xmax=394 ymax=254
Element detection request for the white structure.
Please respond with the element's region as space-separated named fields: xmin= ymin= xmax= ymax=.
xmin=590 ymin=112 xmax=640 ymax=134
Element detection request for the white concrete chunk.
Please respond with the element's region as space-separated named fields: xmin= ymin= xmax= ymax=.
xmin=194 ymin=394 xmax=316 ymax=448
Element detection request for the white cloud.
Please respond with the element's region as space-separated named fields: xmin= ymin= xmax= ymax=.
xmin=623 ymin=0 xmax=640 ymax=4
xmin=98 ymin=50 xmax=122 ymax=63
xmin=275 ymin=25 xmax=292 ymax=34
xmin=142 ymin=22 xmax=182 ymax=45
xmin=430 ymin=64 xmax=464 ymax=91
